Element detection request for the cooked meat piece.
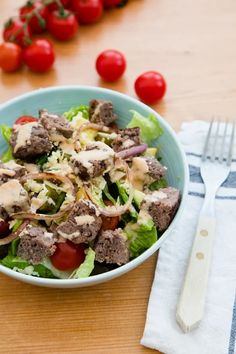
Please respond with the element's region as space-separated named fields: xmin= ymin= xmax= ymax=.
xmin=130 ymin=156 xmax=166 ymax=191
xmin=0 ymin=161 xmax=26 ymax=186
xmin=56 ymin=200 xmax=102 ymax=244
xmin=0 ymin=206 xmax=8 ymax=220
xmin=143 ymin=157 xmax=166 ymax=180
xmin=10 ymin=122 xmax=52 ymax=160
xmin=0 ymin=179 xmax=29 ymax=216
xmin=17 ymin=225 xmax=56 ymax=265
xmin=141 ymin=187 xmax=180 ymax=231
xmin=39 ymin=109 xmax=73 ymax=140
xmin=95 ymin=229 xmax=129 ymax=265
xmin=71 ymin=141 xmax=114 ymax=180
xmin=112 ymin=127 xmax=141 ymax=152
xmin=89 ymin=99 xmax=117 ymax=126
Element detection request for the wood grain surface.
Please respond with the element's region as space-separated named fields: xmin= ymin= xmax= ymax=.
xmin=1 ymin=1 xmax=236 ymax=353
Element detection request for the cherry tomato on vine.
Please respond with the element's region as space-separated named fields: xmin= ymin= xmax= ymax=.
xmin=3 ymin=18 xmax=32 ymax=47
xmin=50 ymin=241 xmax=86 ymax=271
xmin=47 ymin=0 xmax=72 ymax=12
xmin=71 ymin=0 xmax=103 ymax=25
xmin=19 ymin=0 xmax=49 ymax=34
xmin=0 ymin=42 xmax=23 ymax=72
xmin=103 ymin=0 xmax=122 ymax=8
xmin=96 ymin=49 xmax=126 ymax=82
xmin=23 ymin=39 xmax=55 ymax=73
xmin=15 ymin=116 xmax=38 ymax=125
xmin=134 ymin=71 xmax=167 ymax=105
xmin=48 ymin=9 xmax=78 ymax=41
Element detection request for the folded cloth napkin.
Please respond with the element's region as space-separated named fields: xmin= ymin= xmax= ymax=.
xmin=141 ymin=121 xmax=236 ymax=354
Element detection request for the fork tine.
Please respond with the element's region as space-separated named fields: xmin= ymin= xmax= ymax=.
xmin=210 ymin=120 xmax=220 ymax=162
xmin=202 ymin=119 xmax=214 ymax=161
xmin=226 ymin=121 xmax=235 ymax=166
xmin=219 ymin=121 xmax=228 ymax=163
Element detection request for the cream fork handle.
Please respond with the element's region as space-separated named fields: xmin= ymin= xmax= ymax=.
xmin=176 ymin=215 xmax=216 ymax=333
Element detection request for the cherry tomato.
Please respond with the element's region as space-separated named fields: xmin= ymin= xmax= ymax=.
xmin=48 ymin=9 xmax=78 ymax=41
xmin=47 ymin=0 xmax=72 ymax=12
xmin=101 ymin=215 xmax=119 ymax=230
xmin=103 ymin=0 xmax=122 ymax=8
xmin=0 ymin=42 xmax=23 ymax=73
xmin=3 ymin=18 xmax=32 ymax=47
xmin=50 ymin=241 xmax=86 ymax=271
xmin=23 ymin=39 xmax=55 ymax=73
xmin=19 ymin=0 xmax=49 ymax=34
xmin=134 ymin=71 xmax=166 ymax=105
xmin=15 ymin=116 xmax=38 ymax=125
xmin=0 ymin=220 xmax=10 ymax=238
xmin=71 ymin=0 xmax=103 ymax=25
xmin=101 ymin=199 xmax=119 ymax=230
xmin=96 ymin=49 xmax=126 ymax=82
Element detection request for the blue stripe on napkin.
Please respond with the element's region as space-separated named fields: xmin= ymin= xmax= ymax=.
xmin=189 ymin=165 xmax=236 ymax=189
xmin=228 ymin=292 xmax=236 ymax=354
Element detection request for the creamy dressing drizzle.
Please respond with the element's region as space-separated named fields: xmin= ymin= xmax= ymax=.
xmin=130 ymin=157 xmax=149 ymax=191
xmin=144 ymin=191 xmax=167 ymax=202
xmin=75 ymin=142 xmax=114 ymax=169
xmin=0 ymin=179 xmax=28 ymax=213
xmin=14 ymin=122 xmax=38 ymax=153
xmin=0 ymin=168 xmax=16 ymax=177
xmin=75 ymin=215 xmax=95 ymax=226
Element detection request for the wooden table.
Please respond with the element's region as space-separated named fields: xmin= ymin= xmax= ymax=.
xmin=1 ymin=1 xmax=236 ymax=353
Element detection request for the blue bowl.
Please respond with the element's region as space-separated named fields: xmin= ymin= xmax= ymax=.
xmin=0 ymin=86 xmax=189 ymax=288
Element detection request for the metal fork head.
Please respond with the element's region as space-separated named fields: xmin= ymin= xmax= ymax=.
xmin=202 ymin=119 xmax=235 ymax=166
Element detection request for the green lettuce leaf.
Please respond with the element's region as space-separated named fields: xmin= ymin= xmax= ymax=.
xmin=9 ymin=238 xmax=20 ymax=256
xmin=124 ymin=210 xmax=157 ymax=258
xmin=90 ymin=176 xmax=106 ymax=207
xmin=41 ymin=258 xmax=72 ymax=279
xmin=72 ymin=248 xmax=95 ymax=279
xmin=1 ymin=147 xmax=14 ymax=162
xmin=127 ymin=110 xmax=163 ymax=144
xmin=116 ymin=182 xmax=138 ymax=219
xmin=103 ymin=184 xmax=116 ymax=204
xmin=0 ymin=124 xmax=14 ymax=162
xmin=63 ymin=105 xmax=89 ymax=121
xmin=0 ymin=255 xmax=57 ymax=278
xmin=0 ymin=124 xmax=12 ymax=142
xmin=149 ymin=177 xmax=168 ymax=191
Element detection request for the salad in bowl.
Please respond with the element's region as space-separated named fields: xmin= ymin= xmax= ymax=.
xmin=0 ymin=97 xmax=180 ymax=281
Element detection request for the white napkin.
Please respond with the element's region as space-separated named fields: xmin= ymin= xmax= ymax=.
xmin=141 ymin=121 xmax=236 ymax=354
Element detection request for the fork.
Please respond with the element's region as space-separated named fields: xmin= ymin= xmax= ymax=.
xmin=176 ymin=120 xmax=235 ymax=333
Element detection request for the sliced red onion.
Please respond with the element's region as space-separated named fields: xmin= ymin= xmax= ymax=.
xmin=0 ymin=220 xmax=29 ymax=246
xmin=116 ymin=144 xmax=148 ymax=159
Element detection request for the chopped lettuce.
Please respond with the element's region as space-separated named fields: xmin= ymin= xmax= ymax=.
xmin=1 ymin=147 xmax=14 ymax=162
xmin=127 ymin=110 xmax=163 ymax=144
xmin=90 ymin=176 xmax=106 ymax=207
xmin=72 ymin=248 xmax=95 ymax=279
xmin=116 ymin=182 xmax=138 ymax=219
xmin=63 ymin=105 xmax=89 ymax=121
xmin=124 ymin=210 xmax=157 ymax=258
xmin=103 ymin=184 xmax=116 ymax=204
xmin=41 ymin=258 xmax=72 ymax=279
xmin=35 ymin=154 xmax=49 ymax=168
xmin=149 ymin=177 xmax=168 ymax=191
xmin=0 ymin=124 xmax=12 ymax=142
xmin=0 ymin=255 xmax=57 ymax=278
xmin=9 ymin=237 xmax=20 ymax=256
xmin=12 ymin=220 xmax=23 ymax=233
xmin=0 ymin=124 xmax=14 ymax=162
